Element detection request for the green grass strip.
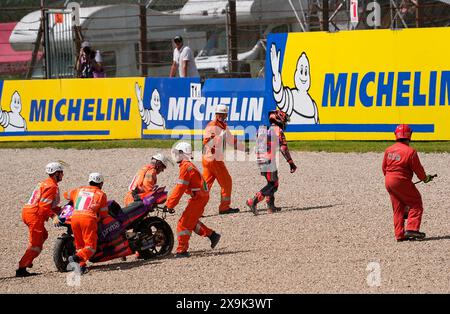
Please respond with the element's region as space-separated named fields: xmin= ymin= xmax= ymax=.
xmin=1 ymin=139 xmax=450 ymax=153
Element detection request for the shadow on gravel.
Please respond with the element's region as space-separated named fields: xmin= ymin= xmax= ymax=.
xmin=277 ymin=204 xmax=337 ymax=212
xmin=251 ymin=204 xmax=338 ymax=215
xmin=90 ymin=258 xmax=162 ymax=273
xmin=171 ymin=249 xmax=253 ymax=259
xmin=202 ymin=204 xmax=338 ymax=218
xmin=0 ymin=270 xmax=59 ymax=282
xmin=420 ymin=235 xmax=450 ymax=242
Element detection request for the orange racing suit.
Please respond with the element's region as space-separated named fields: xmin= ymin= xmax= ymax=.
xmin=66 ymin=186 xmax=108 ymax=266
xmin=202 ymin=118 xmax=244 ymax=212
xmin=124 ymin=164 xmax=157 ymax=206
xmin=18 ymin=177 xmax=61 ymax=269
xmin=166 ymin=160 xmax=214 ymax=253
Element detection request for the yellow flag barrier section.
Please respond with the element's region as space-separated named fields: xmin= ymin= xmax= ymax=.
xmin=0 ymin=77 xmax=144 ymax=141
xmin=266 ymin=27 xmax=450 ymax=140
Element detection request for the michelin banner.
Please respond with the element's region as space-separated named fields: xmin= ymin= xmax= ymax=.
xmin=0 ymin=78 xmax=143 ymax=141
xmin=140 ymin=77 xmax=265 ymax=140
xmin=266 ymin=27 xmax=450 ymax=140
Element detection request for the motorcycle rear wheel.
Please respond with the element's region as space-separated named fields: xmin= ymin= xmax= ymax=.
xmin=137 ymin=217 xmax=174 ymax=260
xmin=53 ymin=235 xmax=76 ymax=272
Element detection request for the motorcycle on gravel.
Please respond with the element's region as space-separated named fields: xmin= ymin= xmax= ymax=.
xmin=53 ymin=186 xmax=174 ymax=272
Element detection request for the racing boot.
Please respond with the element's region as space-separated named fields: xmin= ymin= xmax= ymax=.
xmin=15 ymin=267 xmax=35 ymax=277
xmin=209 ymin=231 xmax=221 ymax=249
xmin=247 ymin=192 xmax=264 ymax=215
xmin=174 ymin=251 xmax=190 ymax=258
xmin=405 ymin=230 xmax=426 ymax=240
xmin=266 ymin=196 xmax=281 ymax=213
xmin=246 ymin=197 xmax=258 ymax=215
xmin=219 ymin=207 xmax=240 ymax=215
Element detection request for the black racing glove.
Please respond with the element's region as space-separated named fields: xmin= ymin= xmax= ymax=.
xmin=423 ymin=174 xmax=434 ymax=183
xmin=288 ymin=160 xmax=297 ymax=173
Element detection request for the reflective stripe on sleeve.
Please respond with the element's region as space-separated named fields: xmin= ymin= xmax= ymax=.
xmin=191 ymin=188 xmax=201 ymax=192
xmin=87 ymin=247 xmax=96 ymax=254
xmin=40 ymin=198 xmax=52 ymax=204
xmin=177 ymin=179 xmax=189 ymax=185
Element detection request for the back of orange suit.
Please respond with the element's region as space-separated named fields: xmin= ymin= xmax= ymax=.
xmin=166 ymin=160 xmax=213 ymax=253
xmin=18 ymin=177 xmax=61 ymax=269
xmin=66 ymin=186 xmax=108 ymax=265
xmin=202 ymin=119 xmax=244 ymax=213
xmin=124 ymin=164 xmax=157 ymax=206
xmin=382 ymin=142 xmax=426 ymax=240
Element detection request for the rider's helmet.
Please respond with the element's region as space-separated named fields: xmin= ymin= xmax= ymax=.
xmin=269 ymin=109 xmax=290 ymax=130
xmin=45 ymin=162 xmax=63 ymax=175
xmin=394 ymin=124 xmax=413 ymax=141
xmin=88 ymin=172 xmax=104 ymax=184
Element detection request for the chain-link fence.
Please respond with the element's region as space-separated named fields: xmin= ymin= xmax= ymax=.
xmin=0 ymin=0 xmax=449 ymax=80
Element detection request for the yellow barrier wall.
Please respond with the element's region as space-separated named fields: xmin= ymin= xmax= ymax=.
xmin=0 ymin=78 xmax=143 ymax=141
xmin=266 ymin=27 xmax=450 ymax=140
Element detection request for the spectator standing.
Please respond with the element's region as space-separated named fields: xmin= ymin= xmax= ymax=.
xmin=169 ymin=36 xmax=199 ymax=78
xmin=76 ymin=41 xmax=105 ymax=78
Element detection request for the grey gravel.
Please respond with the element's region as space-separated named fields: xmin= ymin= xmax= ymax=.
xmin=0 ymin=148 xmax=448 ymax=293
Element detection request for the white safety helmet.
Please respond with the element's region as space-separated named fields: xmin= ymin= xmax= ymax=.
xmin=171 ymin=141 xmax=192 ymax=162
xmin=152 ymin=153 xmax=172 ymax=167
xmin=45 ymin=162 xmax=63 ymax=174
xmin=88 ymin=172 xmax=104 ymax=184
xmin=215 ymin=104 xmax=229 ymax=114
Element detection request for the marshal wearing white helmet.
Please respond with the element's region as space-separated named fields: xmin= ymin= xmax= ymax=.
xmin=65 ymin=172 xmax=109 ymax=274
xmin=124 ymin=152 xmax=170 ymax=206
xmin=202 ymin=104 xmax=246 ymax=215
xmin=16 ymin=162 xmax=64 ymax=277
xmin=165 ymin=141 xmax=221 ymax=258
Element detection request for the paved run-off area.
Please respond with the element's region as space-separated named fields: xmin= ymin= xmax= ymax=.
xmin=0 ymin=148 xmax=448 ymax=293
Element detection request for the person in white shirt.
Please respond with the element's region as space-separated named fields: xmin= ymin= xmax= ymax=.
xmin=169 ymin=36 xmax=199 ymax=78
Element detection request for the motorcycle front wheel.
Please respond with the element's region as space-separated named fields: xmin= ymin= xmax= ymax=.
xmin=137 ymin=217 xmax=174 ymax=260
xmin=53 ymin=235 xmax=76 ymax=272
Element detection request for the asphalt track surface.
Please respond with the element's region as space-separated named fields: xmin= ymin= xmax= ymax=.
xmin=0 ymin=148 xmax=449 ymax=293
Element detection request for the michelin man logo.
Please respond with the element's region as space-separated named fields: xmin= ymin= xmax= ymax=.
xmin=0 ymin=91 xmax=27 ymax=132
xmin=135 ymin=82 xmax=165 ymax=130
xmin=270 ymin=43 xmax=319 ymax=124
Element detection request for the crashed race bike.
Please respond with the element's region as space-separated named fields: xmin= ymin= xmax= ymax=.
xmin=53 ymin=186 xmax=174 ymax=272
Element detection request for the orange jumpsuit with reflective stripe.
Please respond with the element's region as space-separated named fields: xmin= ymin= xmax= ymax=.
xmin=66 ymin=186 xmax=108 ymax=265
xmin=166 ymin=160 xmax=213 ymax=253
xmin=382 ymin=142 xmax=427 ymax=240
xmin=19 ymin=177 xmax=61 ymax=268
xmin=202 ymin=119 xmax=244 ymax=212
xmin=124 ymin=164 xmax=157 ymax=206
